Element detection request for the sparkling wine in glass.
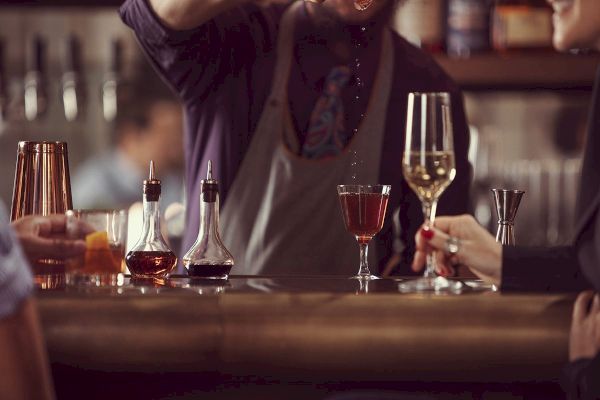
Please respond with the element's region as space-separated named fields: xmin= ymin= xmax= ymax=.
xmin=338 ymin=184 xmax=391 ymax=280
xmin=399 ymin=92 xmax=460 ymax=292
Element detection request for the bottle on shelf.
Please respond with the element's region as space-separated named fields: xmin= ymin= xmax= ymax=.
xmin=126 ymin=161 xmax=177 ymax=279
xmin=183 ymin=160 xmax=234 ymax=280
xmin=392 ymin=0 xmax=445 ymax=53
xmin=447 ymin=0 xmax=492 ymax=58
xmin=492 ymin=0 xmax=553 ymax=51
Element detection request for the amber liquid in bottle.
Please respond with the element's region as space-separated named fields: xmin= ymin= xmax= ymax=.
xmin=126 ymin=161 xmax=177 ymax=279
xmin=126 ymin=251 xmax=177 ymax=278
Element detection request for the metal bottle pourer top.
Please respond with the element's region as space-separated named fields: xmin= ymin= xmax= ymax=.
xmin=202 ymin=160 xmax=217 ymax=184
xmin=201 ymin=160 xmax=218 ymax=202
xmin=144 ymin=160 xmax=161 ymax=201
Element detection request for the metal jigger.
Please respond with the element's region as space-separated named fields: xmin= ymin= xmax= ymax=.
xmin=492 ymin=189 xmax=524 ymax=246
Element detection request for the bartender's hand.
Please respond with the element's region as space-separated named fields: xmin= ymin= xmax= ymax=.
xmin=412 ymin=215 xmax=503 ymax=286
xmin=11 ymin=214 xmax=87 ymax=264
xmin=569 ymin=291 xmax=600 ymax=362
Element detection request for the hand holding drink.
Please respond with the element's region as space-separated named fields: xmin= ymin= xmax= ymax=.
xmin=412 ymin=215 xmax=502 ymax=286
xmin=11 ymin=214 xmax=88 ymax=264
xmin=65 ymin=209 xmax=128 ymax=285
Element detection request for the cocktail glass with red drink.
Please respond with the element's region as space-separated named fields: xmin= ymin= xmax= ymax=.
xmin=337 ymin=184 xmax=391 ymax=280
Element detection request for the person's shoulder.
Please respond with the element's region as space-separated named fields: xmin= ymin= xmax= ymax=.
xmin=390 ymin=31 xmax=460 ymax=93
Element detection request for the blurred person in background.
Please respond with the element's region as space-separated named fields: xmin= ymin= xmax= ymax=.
xmin=72 ymin=73 xmax=184 ymax=214
xmin=0 ymin=200 xmax=89 ymax=400
xmin=412 ymin=0 xmax=600 ymax=397
xmin=119 ymin=0 xmax=472 ymax=276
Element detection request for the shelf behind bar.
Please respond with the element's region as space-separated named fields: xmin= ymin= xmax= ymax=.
xmin=434 ymin=51 xmax=600 ymax=91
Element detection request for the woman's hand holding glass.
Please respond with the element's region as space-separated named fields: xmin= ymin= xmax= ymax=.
xmin=570 ymin=291 xmax=600 ymax=362
xmin=411 ymin=214 xmax=503 ymax=287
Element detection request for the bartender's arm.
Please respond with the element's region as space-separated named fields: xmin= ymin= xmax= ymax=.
xmin=148 ymin=0 xmax=250 ymax=30
xmin=120 ymin=0 xmax=282 ymax=103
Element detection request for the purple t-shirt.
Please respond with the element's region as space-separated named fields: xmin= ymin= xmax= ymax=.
xmin=119 ymin=0 xmax=471 ymax=274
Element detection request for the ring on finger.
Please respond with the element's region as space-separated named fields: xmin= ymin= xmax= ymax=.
xmin=446 ymin=236 xmax=461 ymax=255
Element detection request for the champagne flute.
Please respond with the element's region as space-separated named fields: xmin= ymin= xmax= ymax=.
xmin=338 ymin=184 xmax=391 ymax=280
xmin=399 ymin=92 xmax=461 ymax=292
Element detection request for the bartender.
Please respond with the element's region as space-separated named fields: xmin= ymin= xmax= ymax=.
xmin=120 ymin=0 xmax=471 ymax=275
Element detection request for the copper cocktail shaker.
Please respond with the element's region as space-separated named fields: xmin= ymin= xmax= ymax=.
xmin=11 ymin=141 xmax=73 ymax=288
xmin=11 ymin=141 xmax=73 ymax=221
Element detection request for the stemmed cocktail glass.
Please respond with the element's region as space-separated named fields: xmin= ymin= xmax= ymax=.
xmin=399 ymin=92 xmax=460 ymax=292
xmin=337 ymin=184 xmax=391 ymax=280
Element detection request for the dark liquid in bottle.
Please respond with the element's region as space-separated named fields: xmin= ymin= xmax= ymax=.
xmin=126 ymin=251 xmax=177 ymax=278
xmin=339 ymin=192 xmax=389 ymax=244
xmin=186 ymin=264 xmax=232 ymax=279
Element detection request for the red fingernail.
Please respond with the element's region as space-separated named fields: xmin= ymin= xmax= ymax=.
xmin=420 ymin=226 xmax=434 ymax=240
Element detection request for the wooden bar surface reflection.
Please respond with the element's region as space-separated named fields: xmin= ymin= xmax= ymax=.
xmin=37 ymin=277 xmax=574 ymax=384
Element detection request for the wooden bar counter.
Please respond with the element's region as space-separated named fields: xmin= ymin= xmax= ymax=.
xmin=36 ymin=276 xmax=576 ymax=399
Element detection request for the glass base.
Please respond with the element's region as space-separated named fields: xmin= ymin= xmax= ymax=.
xmin=189 ymin=275 xmax=230 ymax=281
xmin=32 ymin=259 xmax=66 ymax=290
xmin=34 ymin=274 xmax=65 ymax=290
xmin=130 ymin=276 xmax=169 ymax=287
xmin=398 ymin=276 xmax=464 ymax=293
xmin=65 ymin=273 xmax=124 ymax=287
xmin=350 ymin=274 xmax=380 ymax=281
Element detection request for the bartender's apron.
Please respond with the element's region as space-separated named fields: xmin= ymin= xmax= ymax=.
xmin=221 ymin=2 xmax=394 ymax=275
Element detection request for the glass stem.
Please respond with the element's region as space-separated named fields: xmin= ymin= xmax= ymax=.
xmin=358 ymin=242 xmax=370 ymax=277
xmin=423 ymin=200 xmax=438 ymax=279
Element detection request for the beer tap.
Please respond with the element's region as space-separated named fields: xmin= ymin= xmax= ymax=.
xmin=102 ymin=39 xmax=122 ymax=122
xmin=24 ymin=35 xmax=48 ymax=121
xmin=61 ymin=35 xmax=85 ymax=122
xmin=0 ymin=40 xmax=7 ymax=126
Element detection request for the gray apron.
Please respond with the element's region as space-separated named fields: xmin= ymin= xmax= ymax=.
xmin=221 ymin=2 xmax=394 ymax=275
